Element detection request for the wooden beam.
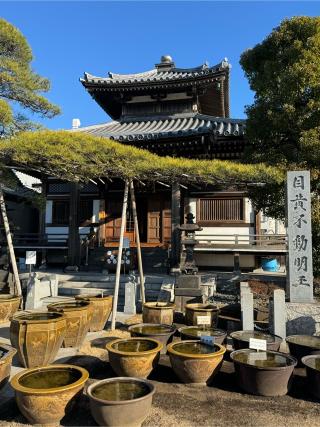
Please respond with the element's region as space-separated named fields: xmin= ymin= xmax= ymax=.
xmin=111 ymin=180 xmax=129 ymax=330
xmin=129 ymin=180 xmax=145 ymax=304
xmin=170 ymin=181 xmax=181 ymax=270
xmin=0 ymin=188 xmax=22 ymax=296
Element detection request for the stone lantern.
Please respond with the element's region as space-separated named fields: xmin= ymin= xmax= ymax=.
xmin=178 ymin=213 xmax=202 ymax=275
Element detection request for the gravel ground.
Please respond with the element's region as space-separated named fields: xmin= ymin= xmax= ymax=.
xmin=1 ymin=318 xmax=320 ymax=427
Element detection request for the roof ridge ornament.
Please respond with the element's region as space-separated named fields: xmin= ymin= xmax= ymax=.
xmin=155 ymin=55 xmax=175 ymax=71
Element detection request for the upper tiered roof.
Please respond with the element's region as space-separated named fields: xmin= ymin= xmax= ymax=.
xmin=81 ymin=56 xmax=231 ymax=119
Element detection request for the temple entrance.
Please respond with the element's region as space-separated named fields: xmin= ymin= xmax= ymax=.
xmin=104 ymin=194 xmax=171 ymax=246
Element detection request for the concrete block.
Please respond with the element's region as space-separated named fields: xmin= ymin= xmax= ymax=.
xmin=174 ymin=288 xmax=203 ymax=297
xmin=174 ymin=295 xmax=204 ymax=312
xmin=240 ymin=286 xmax=254 ymax=330
xmin=176 ymin=275 xmax=201 ymax=289
xmin=269 ymin=289 xmax=286 ymax=339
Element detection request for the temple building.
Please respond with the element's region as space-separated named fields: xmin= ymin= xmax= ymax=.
xmin=43 ymin=55 xmax=285 ymax=272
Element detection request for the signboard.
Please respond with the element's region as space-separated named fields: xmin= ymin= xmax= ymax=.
xmin=25 ymin=251 xmax=36 ymax=265
xmin=286 ymin=171 xmax=313 ymax=302
xmin=196 ymin=315 xmax=211 ymax=326
xmin=249 ymin=338 xmax=267 ymax=351
xmin=200 ymin=336 xmax=215 ymax=347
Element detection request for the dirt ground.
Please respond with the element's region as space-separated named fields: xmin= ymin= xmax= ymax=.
xmin=1 ymin=317 xmax=320 ymax=427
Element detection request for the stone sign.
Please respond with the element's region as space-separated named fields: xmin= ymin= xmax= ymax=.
xmin=286 ymin=171 xmax=313 ymax=302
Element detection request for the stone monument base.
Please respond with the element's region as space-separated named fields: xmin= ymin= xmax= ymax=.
xmin=286 ymin=302 xmax=320 ymax=335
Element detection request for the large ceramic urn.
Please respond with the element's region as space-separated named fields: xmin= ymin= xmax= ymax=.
xmin=47 ymin=300 xmax=92 ymax=348
xmin=0 ymin=342 xmax=17 ymax=389
xmin=11 ymin=364 xmax=89 ymax=426
xmin=142 ymin=302 xmax=175 ymax=325
xmin=75 ymin=294 xmax=113 ymax=332
xmin=0 ymin=294 xmax=21 ymax=323
xmin=10 ymin=311 xmax=67 ymax=368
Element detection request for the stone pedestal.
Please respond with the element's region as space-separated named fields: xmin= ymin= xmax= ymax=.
xmin=176 ymin=275 xmax=201 ymax=289
xmin=174 ymin=274 xmax=204 ymax=312
xmin=124 ymin=281 xmax=136 ymax=315
xmin=175 ymin=295 xmax=204 ymax=313
xmin=285 ymin=302 xmax=320 ymax=335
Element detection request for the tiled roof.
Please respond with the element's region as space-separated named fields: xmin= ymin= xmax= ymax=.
xmin=76 ymin=113 xmax=245 ymax=142
xmin=81 ymin=59 xmax=230 ymax=87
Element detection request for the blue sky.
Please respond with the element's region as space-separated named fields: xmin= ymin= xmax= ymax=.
xmin=1 ymin=1 xmax=320 ymax=129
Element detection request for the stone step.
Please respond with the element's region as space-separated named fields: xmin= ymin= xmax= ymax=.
xmin=56 ymin=273 xmax=165 ymax=284
xmin=58 ymin=286 xmax=159 ymax=299
xmin=58 ymin=281 xmax=162 ymax=291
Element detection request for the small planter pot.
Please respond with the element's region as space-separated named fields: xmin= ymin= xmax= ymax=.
xmin=47 ymin=300 xmax=92 ymax=348
xmin=128 ymin=323 xmax=176 ymax=354
xmin=75 ymin=294 xmax=113 ymax=332
xmin=286 ymin=335 xmax=320 ymax=367
xmin=10 ymin=311 xmax=67 ymax=368
xmin=142 ymin=302 xmax=175 ymax=325
xmin=301 ymin=355 xmax=320 ymax=399
xmin=106 ymin=338 xmax=163 ymax=378
xmin=178 ymin=326 xmax=227 ymax=344
xmin=10 ymin=364 xmax=89 ymax=426
xmin=0 ymin=294 xmax=21 ymax=323
xmin=185 ymin=303 xmax=219 ymax=327
xmin=231 ymin=349 xmax=297 ymax=396
xmin=230 ymin=330 xmax=282 ymax=351
xmin=87 ymin=377 xmax=155 ymax=427
xmin=167 ymin=340 xmax=226 ymax=384
xmin=0 ymin=343 xmax=16 ymax=389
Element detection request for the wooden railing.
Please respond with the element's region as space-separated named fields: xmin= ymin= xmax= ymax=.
xmin=195 ymin=233 xmax=287 ymax=248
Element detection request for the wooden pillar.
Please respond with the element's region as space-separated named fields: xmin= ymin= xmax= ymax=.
xmin=111 ymin=180 xmax=129 ymax=330
xmin=170 ymin=181 xmax=181 ymax=271
xmin=39 ymin=176 xmax=47 ymax=268
xmin=0 ymin=188 xmax=21 ymax=296
xmin=67 ymin=182 xmax=80 ymax=267
xmin=129 ymin=180 xmax=145 ymax=304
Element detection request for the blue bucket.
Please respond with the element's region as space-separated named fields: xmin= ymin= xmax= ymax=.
xmin=261 ymin=257 xmax=280 ymax=272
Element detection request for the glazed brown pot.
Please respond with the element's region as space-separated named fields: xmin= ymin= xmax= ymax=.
xmin=10 ymin=364 xmax=89 ymax=426
xmin=178 ymin=326 xmax=227 ymax=345
xmin=75 ymin=294 xmax=113 ymax=332
xmin=230 ymin=330 xmax=282 ymax=352
xmin=185 ymin=303 xmax=219 ymax=327
xmin=10 ymin=311 xmax=67 ymax=368
xmin=142 ymin=302 xmax=175 ymax=325
xmin=128 ymin=323 xmax=176 ymax=354
xmin=286 ymin=335 xmax=320 ymax=367
xmin=106 ymin=338 xmax=163 ymax=378
xmin=302 ymin=355 xmax=320 ymax=399
xmin=0 ymin=294 xmax=21 ymax=323
xmin=231 ymin=349 xmax=297 ymax=396
xmin=0 ymin=343 xmax=16 ymax=389
xmin=87 ymin=377 xmax=155 ymax=427
xmin=167 ymin=340 xmax=226 ymax=384
xmin=47 ymin=300 xmax=92 ymax=348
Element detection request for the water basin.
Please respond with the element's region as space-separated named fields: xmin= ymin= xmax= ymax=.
xmin=87 ymin=377 xmax=155 ymax=427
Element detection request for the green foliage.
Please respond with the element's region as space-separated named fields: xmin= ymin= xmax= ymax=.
xmin=240 ymin=16 xmax=320 ymax=274
xmin=0 ymin=130 xmax=285 ymax=186
xmin=0 ymin=18 xmax=60 ymax=136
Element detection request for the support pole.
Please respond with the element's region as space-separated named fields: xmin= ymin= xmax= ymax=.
xmin=67 ymin=182 xmax=80 ymax=267
xmin=170 ymin=181 xmax=181 ymax=271
xmin=0 ymin=188 xmax=22 ymax=296
xmin=111 ymin=180 xmax=129 ymax=330
xmin=129 ymin=179 xmax=145 ymax=304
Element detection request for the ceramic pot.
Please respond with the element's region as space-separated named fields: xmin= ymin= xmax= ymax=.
xmin=178 ymin=326 xmax=227 ymax=344
xmin=0 ymin=294 xmax=21 ymax=323
xmin=167 ymin=340 xmax=226 ymax=384
xmin=75 ymin=294 xmax=113 ymax=332
xmin=302 ymin=355 xmax=320 ymax=399
xmin=142 ymin=302 xmax=175 ymax=325
xmin=231 ymin=349 xmax=297 ymax=396
xmin=128 ymin=323 xmax=176 ymax=354
xmin=106 ymin=338 xmax=163 ymax=378
xmin=185 ymin=303 xmax=219 ymax=327
xmin=230 ymin=330 xmax=282 ymax=351
xmin=286 ymin=335 xmax=320 ymax=367
xmin=87 ymin=377 xmax=155 ymax=427
xmin=47 ymin=300 xmax=92 ymax=348
xmin=10 ymin=364 xmax=89 ymax=426
xmin=0 ymin=342 xmax=16 ymax=389
xmin=10 ymin=311 xmax=67 ymax=368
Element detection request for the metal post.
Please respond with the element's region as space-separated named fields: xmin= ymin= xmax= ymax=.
xmin=111 ymin=180 xmax=129 ymax=330
xmin=129 ymin=180 xmax=145 ymax=304
xmin=0 ymin=188 xmax=22 ymax=296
